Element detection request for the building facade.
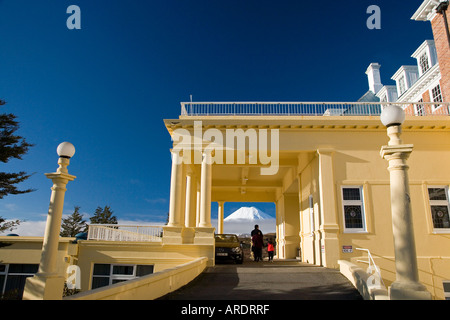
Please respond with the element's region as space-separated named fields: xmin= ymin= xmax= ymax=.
xmin=0 ymin=0 xmax=449 ymax=300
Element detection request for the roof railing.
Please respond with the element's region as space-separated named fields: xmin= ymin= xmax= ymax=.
xmin=180 ymin=101 xmax=450 ymax=117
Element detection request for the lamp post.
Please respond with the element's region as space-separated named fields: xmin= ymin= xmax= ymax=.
xmin=380 ymin=106 xmax=431 ymax=300
xmin=23 ymin=142 xmax=76 ymax=300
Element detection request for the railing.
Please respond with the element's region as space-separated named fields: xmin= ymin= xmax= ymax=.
xmin=87 ymin=224 xmax=163 ymax=242
xmin=356 ymin=248 xmax=385 ymax=289
xmin=180 ymin=101 xmax=450 ymax=117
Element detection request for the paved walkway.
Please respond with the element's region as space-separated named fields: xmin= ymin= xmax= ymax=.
xmin=160 ymin=260 xmax=362 ymax=300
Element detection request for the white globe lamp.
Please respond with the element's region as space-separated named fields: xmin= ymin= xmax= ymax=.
xmin=57 ymin=142 xmax=76 ymax=159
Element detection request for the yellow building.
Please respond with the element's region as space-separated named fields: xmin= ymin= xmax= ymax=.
xmin=163 ymin=100 xmax=450 ymax=299
xmin=0 ymin=0 xmax=449 ymax=300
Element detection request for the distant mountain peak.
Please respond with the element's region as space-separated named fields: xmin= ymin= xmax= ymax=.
xmin=224 ymin=206 xmax=273 ymax=221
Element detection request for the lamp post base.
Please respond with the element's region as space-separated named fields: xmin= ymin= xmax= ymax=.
xmin=23 ymin=273 xmax=65 ymax=300
xmin=389 ymin=281 xmax=432 ymax=300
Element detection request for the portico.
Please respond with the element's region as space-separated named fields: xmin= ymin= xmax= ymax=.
xmin=163 ymin=104 xmax=401 ymax=267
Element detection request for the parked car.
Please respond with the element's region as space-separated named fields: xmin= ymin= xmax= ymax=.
xmin=215 ymin=234 xmax=244 ymax=264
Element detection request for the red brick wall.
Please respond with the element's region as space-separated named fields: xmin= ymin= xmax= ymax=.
xmin=431 ymin=12 xmax=450 ymax=102
xmin=422 ymin=89 xmax=431 ymax=102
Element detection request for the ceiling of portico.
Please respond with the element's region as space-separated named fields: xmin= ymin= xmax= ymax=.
xmin=205 ymin=151 xmax=312 ymax=203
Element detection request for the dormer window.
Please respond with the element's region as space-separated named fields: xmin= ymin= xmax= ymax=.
xmin=398 ymin=75 xmax=406 ymax=95
xmin=412 ymin=40 xmax=438 ymax=77
xmin=391 ymin=66 xmax=419 ymax=97
xmin=375 ymin=85 xmax=398 ymax=103
xmin=419 ymin=52 xmax=430 ymax=74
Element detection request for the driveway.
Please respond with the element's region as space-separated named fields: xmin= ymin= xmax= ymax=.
xmin=159 ymin=260 xmax=362 ymax=300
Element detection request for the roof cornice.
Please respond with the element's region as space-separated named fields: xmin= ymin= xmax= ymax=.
xmin=411 ymin=0 xmax=440 ymax=21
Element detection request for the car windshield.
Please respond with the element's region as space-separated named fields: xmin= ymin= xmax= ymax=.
xmin=215 ymin=235 xmax=239 ymax=243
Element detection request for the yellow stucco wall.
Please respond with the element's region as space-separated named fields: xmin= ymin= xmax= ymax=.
xmin=290 ymin=121 xmax=450 ymax=300
xmin=1 ymin=116 xmax=449 ymax=300
xmin=0 ymin=237 xmax=73 ymax=275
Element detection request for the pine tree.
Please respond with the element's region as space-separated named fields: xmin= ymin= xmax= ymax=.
xmin=0 ymin=99 xmax=34 ymax=199
xmin=60 ymin=206 xmax=87 ymax=237
xmin=0 ymin=217 xmax=21 ymax=234
xmin=0 ymin=99 xmax=34 ymax=233
xmin=89 ymin=206 xmax=118 ymax=225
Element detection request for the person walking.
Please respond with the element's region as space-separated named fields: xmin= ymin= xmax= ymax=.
xmin=251 ymin=224 xmax=263 ymax=237
xmin=267 ymin=239 xmax=275 ymax=262
xmin=251 ymin=230 xmax=264 ymax=262
xmin=250 ymin=225 xmax=262 ymax=261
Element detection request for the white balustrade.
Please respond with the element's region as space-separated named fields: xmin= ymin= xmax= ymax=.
xmin=180 ymin=101 xmax=450 ymax=117
xmin=87 ymin=224 xmax=163 ymax=242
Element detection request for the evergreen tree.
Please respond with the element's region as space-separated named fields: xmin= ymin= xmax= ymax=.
xmin=60 ymin=206 xmax=87 ymax=237
xmin=89 ymin=206 xmax=118 ymax=224
xmin=0 ymin=217 xmax=20 ymax=234
xmin=0 ymin=99 xmax=34 ymax=199
xmin=0 ymin=99 xmax=33 ymax=233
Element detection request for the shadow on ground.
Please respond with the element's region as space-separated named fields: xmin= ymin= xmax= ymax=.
xmin=159 ymin=260 xmax=362 ymax=300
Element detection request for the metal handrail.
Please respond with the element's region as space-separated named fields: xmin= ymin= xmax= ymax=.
xmin=355 ymin=248 xmax=386 ymax=288
xmin=180 ymin=101 xmax=450 ymax=117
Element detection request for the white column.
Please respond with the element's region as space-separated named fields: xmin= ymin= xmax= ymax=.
xmin=168 ymin=150 xmax=183 ymax=227
xmin=196 ymin=181 xmax=201 ymax=227
xmin=199 ymin=151 xmax=212 ymax=228
xmin=317 ymin=149 xmax=340 ymax=268
xmin=23 ymin=157 xmax=76 ymax=300
xmin=381 ymin=125 xmax=431 ymax=300
xmin=217 ymin=201 xmax=225 ymax=234
xmin=185 ymin=171 xmax=197 ymax=228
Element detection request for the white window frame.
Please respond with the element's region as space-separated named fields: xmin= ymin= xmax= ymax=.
xmin=341 ymin=186 xmax=367 ymax=233
xmin=0 ymin=263 xmax=39 ymax=298
xmin=430 ymin=84 xmax=443 ymax=111
xmin=415 ymin=98 xmax=425 ymax=116
xmin=419 ymin=52 xmax=430 ymax=74
xmin=398 ymin=75 xmax=406 ymax=96
xmin=427 ymin=186 xmax=450 ymax=233
xmin=91 ymin=263 xmax=154 ymax=289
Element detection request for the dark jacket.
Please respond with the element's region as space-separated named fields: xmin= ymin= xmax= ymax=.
xmin=252 ymin=233 xmax=264 ymax=249
xmin=251 ymin=229 xmax=263 ymax=237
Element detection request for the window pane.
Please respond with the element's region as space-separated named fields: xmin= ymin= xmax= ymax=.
xmin=0 ymin=275 xmax=4 ymax=293
xmin=431 ymin=206 xmax=450 ymax=229
xmin=136 ymin=265 xmax=154 ymax=277
xmin=8 ymin=264 xmax=39 ymax=274
xmin=0 ymin=264 xmax=6 ymax=273
xmin=343 ymin=188 xmax=361 ymax=201
xmin=432 ymin=85 xmax=443 ymax=103
xmin=4 ymin=275 xmax=32 ymax=300
xmin=112 ymin=279 xmax=128 ymax=285
xmin=428 ymin=188 xmax=447 ymax=201
xmin=93 ymin=264 xmax=111 ymax=276
xmin=420 ymin=53 xmax=429 ymax=73
xmin=344 ymin=205 xmax=363 ymax=229
xmin=112 ymin=265 xmax=134 ymax=275
xmin=92 ymin=276 xmax=109 ymax=289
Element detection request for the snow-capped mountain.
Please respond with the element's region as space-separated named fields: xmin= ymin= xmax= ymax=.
xmin=224 ymin=206 xmax=273 ymax=221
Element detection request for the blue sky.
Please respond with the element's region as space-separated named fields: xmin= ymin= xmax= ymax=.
xmin=0 ymin=1 xmax=433 ymax=235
